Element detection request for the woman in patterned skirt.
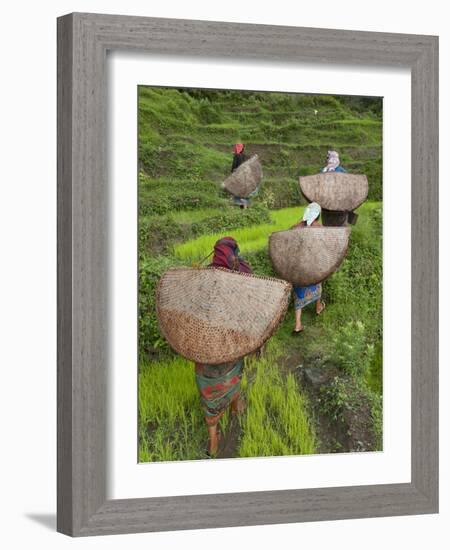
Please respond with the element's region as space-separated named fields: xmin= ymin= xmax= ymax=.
xmin=292 ymin=202 xmax=326 ymax=333
xmin=195 ymin=237 xmax=251 ymax=456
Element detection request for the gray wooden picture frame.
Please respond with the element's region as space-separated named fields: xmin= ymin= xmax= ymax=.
xmin=57 ymin=12 xmax=439 ymax=537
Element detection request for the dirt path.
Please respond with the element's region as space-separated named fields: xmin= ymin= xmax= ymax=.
xmin=216 ymin=415 xmax=242 ymax=459
xmin=211 ymin=321 xmax=377 ymax=459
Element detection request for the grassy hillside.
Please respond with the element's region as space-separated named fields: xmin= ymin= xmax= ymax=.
xmin=138 ymin=87 xmax=383 ymax=461
xmin=139 ymin=87 xmax=382 ymax=206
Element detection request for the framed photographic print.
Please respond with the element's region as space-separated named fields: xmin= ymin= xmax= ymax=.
xmin=57 ymin=13 xmax=438 ymax=536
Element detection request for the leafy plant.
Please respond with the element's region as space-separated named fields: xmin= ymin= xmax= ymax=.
xmin=138 ymin=255 xmax=182 ymax=358
xmin=319 ymin=375 xmax=382 ymax=450
xmin=330 ymin=320 xmax=375 ymax=378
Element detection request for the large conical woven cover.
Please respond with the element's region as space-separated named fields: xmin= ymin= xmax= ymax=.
xmin=156 ymin=267 xmax=291 ymax=364
xmin=269 ymin=227 xmax=350 ymax=286
xmin=222 ymin=155 xmax=262 ymax=198
xmin=299 ymin=172 xmax=368 ymax=211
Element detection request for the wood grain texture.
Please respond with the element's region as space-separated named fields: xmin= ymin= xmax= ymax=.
xmin=410 ymin=36 xmax=439 ymax=507
xmin=58 ymin=12 xmax=108 ymax=535
xmin=57 ymin=13 xmax=74 ymax=535
xmin=57 ymin=12 xmax=439 ymax=537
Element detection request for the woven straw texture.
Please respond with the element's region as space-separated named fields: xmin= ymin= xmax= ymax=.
xmin=156 ymin=267 xmax=291 ymax=364
xmin=269 ymin=227 xmax=350 ymax=286
xmin=299 ymin=172 xmax=368 ymax=211
xmin=222 ymin=155 xmax=262 ymax=198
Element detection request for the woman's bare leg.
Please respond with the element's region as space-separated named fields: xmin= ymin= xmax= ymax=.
xmin=205 ymin=412 xmax=223 ymax=456
xmin=294 ymin=308 xmax=303 ymax=332
xmin=206 ymin=420 xmax=220 ymax=456
xmin=316 ymin=299 xmax=326 ymax=315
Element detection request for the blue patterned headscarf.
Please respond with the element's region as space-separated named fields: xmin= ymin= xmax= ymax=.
xmin=322 ymin=150 xmax=340 ymax=172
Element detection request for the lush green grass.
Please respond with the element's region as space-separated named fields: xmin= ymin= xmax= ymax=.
xmin=138 ymin=175 xmax=228 ymax=216
xmin=171 ymin=208 xmax=224 ymax=223
xmin=172 ymin=202 xmax=379 ymax=263
xmin=139 ymin=204 xmax=271 ymax=256
xmin=239 ymin=344 xmax=316 ymax=457
xmin=139 ymin=342 xmax=316 ymax=461
xmin=139 ymin=87 xmax=383 ymax=200
xmin=173 ymin=206 xmax=305 ymax=261
xmin=139 ymin=355 xmax=206 ymax=462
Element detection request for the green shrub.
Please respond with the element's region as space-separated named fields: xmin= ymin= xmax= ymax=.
xmin=318 ymin=203 xmax=382 ymax=385
xmin=323 ymin=224 xmax=382 ymax=341
xmin=198 ymin=99 xmax=223 ymax=123
xmin=139 ymin=139 xmax=229 ymax=179
xmin=139 ymin=216 xmax=184 ymax=256
xmin=243 ymin=248 xmax=275 ymax=277
xmin=138 ymin=255 xmax=182 ymax=359
xmin=346 ymin=157 xmax=382 ymax=201
xmin=319 ymin=375 xmax=382 ymax=449
xmin=258 ymin=177 xmax=305 ymax=208
xmin=330 ymin=321 xmax=375 ymax=378
xmin=366 ymin=341 xmax=383 ymax=395
xmin=190 ymin=204 xmax=271 ymax=236
xmin=338 ymin=96 xmax=383 ymax=118
xmin=139 ymin=177 xmax=228 ymax=216
xmin=139 ymin=205 xmax=272 ymax=256
xmin=369 ymin=203 xmax=383 ymax=234
xmin=319 ymin=376 xmax=354 ymax=423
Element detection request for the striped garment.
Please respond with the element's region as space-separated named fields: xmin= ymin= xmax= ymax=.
xmin=195 ymin=359 xmax=244 ymax=423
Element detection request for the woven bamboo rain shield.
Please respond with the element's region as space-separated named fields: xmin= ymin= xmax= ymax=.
xmin=269 ymin=227 xmax=350 ymax=286
xmin=222 ymin=155 xmax=262 ymax=198
xmin=299 ymin=173 xmax=368 ymax=211
xmin=156 ymin=267 xmax=291 ymax=364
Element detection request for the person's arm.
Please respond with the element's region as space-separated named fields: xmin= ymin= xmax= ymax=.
xmin=231 ymin=155 xmax=239 ymax=173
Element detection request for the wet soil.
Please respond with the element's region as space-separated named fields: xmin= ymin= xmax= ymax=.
xmin=296 ymin=364 xmax=378 ymax=454
xmin=216 ymin=414 xmax=242 ymax=459
xmin=277 ymin=340 xmax=378 ymax=454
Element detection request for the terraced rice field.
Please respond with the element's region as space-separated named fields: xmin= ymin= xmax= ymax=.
xmin=138 ymin=87 xmax=383 ymax=461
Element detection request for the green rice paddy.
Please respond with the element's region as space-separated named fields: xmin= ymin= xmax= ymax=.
xmin=173 ymin=206 xmax=304 ymax=261
xmin=138 ymin=87 xmax=383 ymax=461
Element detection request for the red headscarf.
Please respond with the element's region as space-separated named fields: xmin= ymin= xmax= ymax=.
xmin=210 ymin=237 xmax=252 ymax=273
xmin=233 ymin=143 xmax=244 ymax=155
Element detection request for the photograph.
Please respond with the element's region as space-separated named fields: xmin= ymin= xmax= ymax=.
xmin=138 ymin=86 xmax=383 ymax=461
xmin=1 ymin=0 xmax=442 ymax=544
